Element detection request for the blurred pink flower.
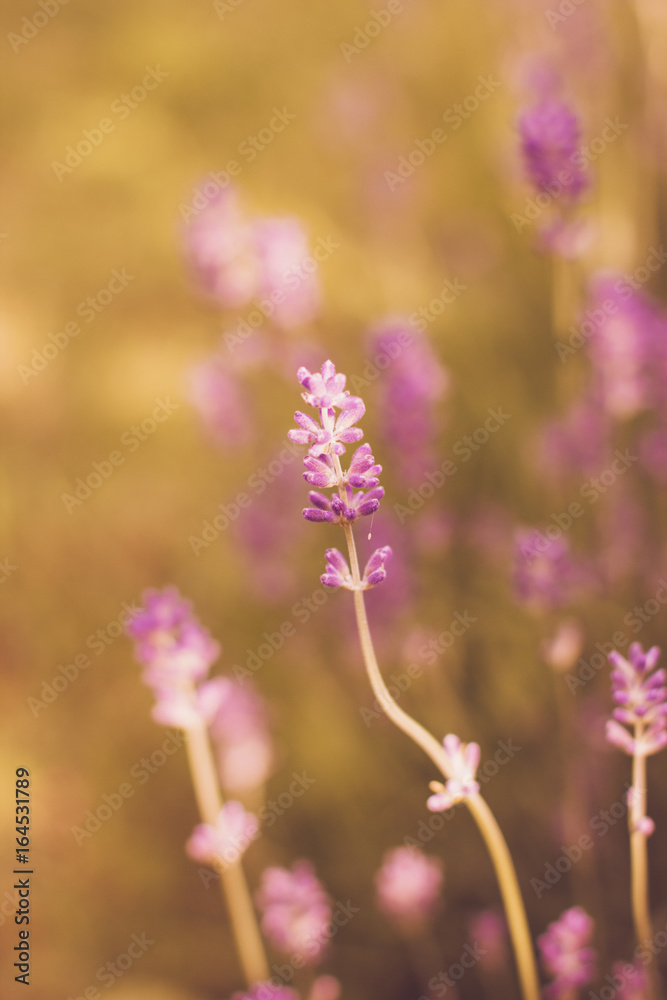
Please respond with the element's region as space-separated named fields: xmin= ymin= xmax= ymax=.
xmin=468 ymin=910 xmax=508 ymax=973
xmin=541 ymin=620 xmax=584 ymax=673
xmin=186 ymin=801 xmax=259 ymax=867
xmin=513 ymin=529 xmax=578 ymax=610
xmin=188 ymin=357 xmax=254 ymax=450
xmin=369 ymin=321 xmax=449 ymax=486
xmin=208 ymin=678 xmax=273 ymax=792
xmin=127 ymin=587 xmax=221 ymax=728
xmin=256 ymin=861 xmax=332 ymax=965
xmin=184 ymin=186 xmax=320 ymax=328
xmin=375 ymin=846 xmax=443 ymax=931
xmin=538 ymin=906 xmax=597 ymax=999
xmin=586 ymin=277 xmax=661 ymax=420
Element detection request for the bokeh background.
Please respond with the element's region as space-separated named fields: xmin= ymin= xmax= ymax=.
xmin=2 ymin=0 xmax=667 ymax=998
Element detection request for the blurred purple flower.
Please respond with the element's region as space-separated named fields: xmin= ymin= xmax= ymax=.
xmin=537 ymin=906 xmax=597 ymax=999
xmin=184 ymin=187 xmax=259 ymax=307
xmin=255 ymin=861 xmax=332 ymax=965
xmin=127 ymin=588 xmax=221 ymax=727
xmin=537 ymin=398 xmax=609 ymax=482
xmin=369 ymin=322 xmax=449 ymax=486
xmin=585 ymin=277 xmax=661 ymax=420
xmin=184 ymin=187 xmax=320 ymax=328
xmin=468 ymin=910 xmax=508 ymax=973
xmin=375 ymin=846 xmax=443 ymax=932
xmin=208 ymin=678 xmax=273 ymax=791
xmin=606 ymin=643 xmax=667 ymax=757
xmin=188 ymin=356 xmax=254 ymax=450
xmin=253 ymin=217 xmax=321 ymax=329
xmin=186 ymin=800 xmax=258 ymax=866
xmin=517 ymin=99 xmax=588 ymax=202
xmin=513 ymin=529 xmax=577 ymax=610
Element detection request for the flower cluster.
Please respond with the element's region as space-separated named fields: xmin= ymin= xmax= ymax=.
xmin=368 ymin=322 xmax=449 ymax=487
xmin=126 ymin=587 xmax=223 ymax=729
xmin=513 ymin=528 xmax=579 ymax=611
xmin=255 ymin=861 xmax=332 ymax=965
xmin=537 ymin=906 xmax=597 ymax=1000
xmin=289 ymin=361 xmax=392 ymax=590
xmin=427 ymin=735 xmax=481 ymax=811
xmin=374 ymin=847 xmax=443 ymax=932
xmin=209 ymin=679 xmax=273 ymax=791
xmin=186 ymin=800 xmax=259 ymax=868
xmin=184 ymin=187 xmax=320 ymax=328
xmin=606 ymin=643 xmax=667 ymax=757
xmin=517 ymin=99 xmax=588 ymax=202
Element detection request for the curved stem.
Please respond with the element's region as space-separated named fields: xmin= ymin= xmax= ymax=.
xmin=186 ymin=723 xmax=270 ymax=987
xmin=341 ymin=521 xmax=539 ymax=1000
xmin=629 ymin=728 xmax=657 ymax=999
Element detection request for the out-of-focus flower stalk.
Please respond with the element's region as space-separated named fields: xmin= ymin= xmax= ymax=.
xmin=606 ymin=643 xmax=667 ymax=999
xmin=628 ymin=734 xmax=657 ymax=1000
xmin=186 ymin=720 xmax=270 ymax=986
xmin=334 ymin=459 xmax=538 ymax=1000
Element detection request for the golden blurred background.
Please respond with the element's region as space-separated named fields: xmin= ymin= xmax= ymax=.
xmin=2 ymin=0 xmax=667 ymax=998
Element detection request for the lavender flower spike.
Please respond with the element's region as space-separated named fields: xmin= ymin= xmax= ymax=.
xmin=290 ymin=359 xmax=389 ymax=588
xmin=538 ymin=906 xmax=597 ymax=999
xmin=606 ymin=643 xmax=667 ymax=757
xmin=427 ymin=734 xmax=481 ymax=811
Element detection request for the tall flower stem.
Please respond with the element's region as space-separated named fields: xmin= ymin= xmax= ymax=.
xmin=186 ymin=723 xmax=270 ymax=987
xmin=340 ymin=516 xmax=540 ymax=1000
xmin=629 ymin=727 xmax=657 ymax=1000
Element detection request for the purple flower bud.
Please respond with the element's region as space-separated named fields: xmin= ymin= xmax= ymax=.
xmin=606 ymin=643 xmax=666 ymax=755
xmin=362 ymin=546 xmax=392 ymax=588
xmin=538 ymin=906 xmax=597 ymax=999
xmin=518 ymin=99 xmax=588 ymax=201
xmin=320 ymin=548 xmax=354 ymax=590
